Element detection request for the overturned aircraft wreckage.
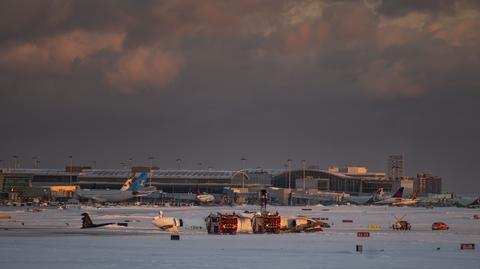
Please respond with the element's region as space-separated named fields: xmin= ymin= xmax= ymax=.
xmin=205 ymin=190 xmax=326 ymax=234
xmin=152 ymin=211 xmax=183 ymax=232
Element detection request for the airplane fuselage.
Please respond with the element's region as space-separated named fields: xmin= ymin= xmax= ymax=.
xmin=75 ymin=189 xmax=136 ymax=202
xmin=196 ymin=194 xmax=215 ymax=203
xmin=375 ymin=198 xmax=418 ymax=206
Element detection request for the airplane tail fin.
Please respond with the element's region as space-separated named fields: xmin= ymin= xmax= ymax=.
xmin=121 ymin=172 xmax=148 ymax=192
xmin=378 ymin=188 xmax=385 ymax=198
xmin=468 ymin=197 xmax=480 ymax=206
xmin=392 ymin=187 xmax=404 ymax=198
xmin=81 ymin=213 xmax=94 ymax=228
xmin=81 ymin=212 xmax=118 ymax=228
xmin=365 ymin=188 xmax=384 ymax=204
xmin=130 ymin=172 xmax=147 ymax=192
xmin=120 ymin=173 xmax=136 ymax=191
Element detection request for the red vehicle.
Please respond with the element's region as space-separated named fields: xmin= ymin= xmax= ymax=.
xmin=264 ymin=215 xmax=281 ymax=234
xmin=205 ymin=213 xmax=239 ymax=234
xmin=432 ymin=222 xmax=449 ymax=230
xmin=219 ymin=215 xmax=238 ymax=234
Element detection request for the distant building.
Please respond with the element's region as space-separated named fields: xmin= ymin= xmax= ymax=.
xmin=416 ymin=173 xmax=442 ymax=194
xmin=294 ymin=177 xmax=326 ymax=191
xmin=272 ymin=169 xmax=391 ymax=194
xmin=327 ymin=166 xmax=340 ymax=173
xmin=339 ymin=166 xmax=368 ymax=174
xmin=388 ymin=155 xmax=404 ymax=181
xmin=393 ymin=176 xmax=415 ymax=195
xmin=243 ymin=169 xmax=273 ymax=186
xmin=78 ymin=169 xmax=257 ymax=194
xmin=339 ymin=166 xmax=386 ymax=180
xmin=0 ymin=171 xmax=33 ymax=192
xmin=1 ymin=168 xmax=78 ymax=187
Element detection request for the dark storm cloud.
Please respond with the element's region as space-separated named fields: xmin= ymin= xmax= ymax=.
xmin=376 ymin=0 xmax=480 ymax=18
xmin=1 ymin=0 xmax=480 ymax=192
xmin=376 ymin=0 xmax=458 ymax=17
xmin=0 ymin=0 xmax=71 ymax=44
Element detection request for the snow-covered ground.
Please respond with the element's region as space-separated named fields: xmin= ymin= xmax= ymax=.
xmin=0 ymin=205 xmax=479 ymax=269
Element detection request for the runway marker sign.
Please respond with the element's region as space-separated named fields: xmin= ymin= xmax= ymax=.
xmin=357 ymin=232 xmax=370 ymax=237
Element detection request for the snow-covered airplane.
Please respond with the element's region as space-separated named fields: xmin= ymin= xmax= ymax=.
xmin=75 ymin=172 xmax=153 ymax=202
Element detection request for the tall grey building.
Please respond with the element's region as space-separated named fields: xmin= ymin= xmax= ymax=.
xmin=388 ymin=155 xmax=404 ymax=181
xmin=416 ymin=173 xmax=442 ymax=194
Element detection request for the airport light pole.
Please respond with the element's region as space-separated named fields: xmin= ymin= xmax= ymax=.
xmin=176 ymin=158 xmax=182 ymax=170
xmin=12 ymin=155 xmax=18 ymax=170
xmin=92 ymin=161 xmax=96 ymax=169
xmin=287 ymin=159 xmax=292 ymax=190
xmin=302 ymin=160 xmax=306 ymax=191
xmin=241 ymin=157 xmax=246 ymax=170
xmin=148 ymin=156 xmax=154 ymax=187
xmin=241 ymin=157 xmax=246 ymax=189
xmin=128 ymin=158 xmax=133 ymax=169
xmin=68 ymin=155 xmax=73 ymax=185
xmin=32 ymin=156 xmax=39 ymax=169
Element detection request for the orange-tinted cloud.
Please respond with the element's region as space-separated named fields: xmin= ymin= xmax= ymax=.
xmin=278 ymin=2 xmax=377 ymax=55
xmin=428 ymin=17 xmax=480 ymax=47
xmin=376 ymin=26 xmax=416 ymax=49
xmin=105 ymin=47 xmax=181 ymax=94
xmin=0 ymin=0 xmax=479 ymax=97
xmin=0 ymin=30 xmax=125 ymax=74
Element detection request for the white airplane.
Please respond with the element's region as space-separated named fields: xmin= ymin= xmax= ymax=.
xmin=374 ymin=187 xmax=419 ymax=206
xmin=196 ymin=193 xmax=215 ymax=203
xmin=347 ymin=188 xmax=385 ymax=205
xmin=76 ymin=172 xmax=153 ymax=202
xmin=161 ymin=190 xmax=215 ymax=204
xmin=391 ymin=192 xmax=419 ymax=206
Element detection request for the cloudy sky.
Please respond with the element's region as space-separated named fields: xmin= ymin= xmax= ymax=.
xmin=1 ymin=0 xmax=479 ymax=192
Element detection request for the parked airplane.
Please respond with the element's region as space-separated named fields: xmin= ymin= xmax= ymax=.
xmin=347 ymin=188 xmax=384 ymax=205
xmin=365 ymin=188 xmax=385 ymax=205
xmin=467 ymin=197 xmax=480 ymax=208
xmin=75 ymin=172 xmax=152 ymax=202
xmin=391 ymin=192 xmax=419 ymax=206
xmin=152 ymin=188 xmax=215 ymax=204
xmin=196 ymin=193 xmax=215 ymax=203
xmin=374 ymin=187 xmax=419 ymax=206
xmin=166 ymin=185 xmax=214 ymax=203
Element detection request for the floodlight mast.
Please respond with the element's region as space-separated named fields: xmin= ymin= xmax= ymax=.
xmin=260 ymin=189 xmax=268 ymax=214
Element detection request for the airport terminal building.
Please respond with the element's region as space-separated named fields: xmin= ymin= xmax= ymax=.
xmin=1 ymin=166 xmax=392 ymax=199
xmin=77 ymin=169 xmax=255 ymax=194
xmin=272 ymin=168 xmax=392 ymax=194
xmin=0 ymin=168 xmax=269 ymax=196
